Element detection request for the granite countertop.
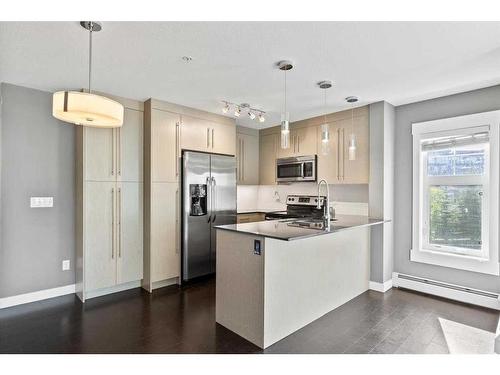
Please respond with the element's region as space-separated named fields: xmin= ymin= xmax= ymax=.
xmin=216 ymin=214 xmax=389 ymax=241
xmin=237 ymin=208 xmax=282 ymax=214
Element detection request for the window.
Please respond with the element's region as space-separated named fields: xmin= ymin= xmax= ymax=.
xmin=412 ymin=111 xmax=499 ymax=275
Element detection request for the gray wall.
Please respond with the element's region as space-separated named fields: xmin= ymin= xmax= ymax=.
xmin=394 ymin=84 xmax=500 ymax=293
xmin=0 ymin=83 xmax=75 ymax=298
xmin=369 ymin=101 xmax=395 ymax=284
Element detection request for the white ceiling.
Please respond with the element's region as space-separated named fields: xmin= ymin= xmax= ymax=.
xmin=2 ymin=22 xmax=500 ymax=128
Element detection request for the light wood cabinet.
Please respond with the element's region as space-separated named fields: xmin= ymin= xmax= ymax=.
xmin=117 ymin=182 xmax=144 ymax=284
xmin=317 ymin=115 xmax=369 ymax=184
xmin=259 ymin=133 xmax=279 ymax=185
xmin=84 ymin=108 xmax=143 ymax=182
xmin=237 ymin=212 xmax=266 ymax=223
xmin=151 ymin=109 xmax=180 ymax=183
xmin=150 ymin=182 xmax=180 ymax=282
xmin=84 ymin=181 xmax=117 ymax=291
xmin=76 ymin=97 xmax=144 ymax=302
xmin=181 ymin=115 xmax=235 ymax=155
xmin=237 ymin=128 xmax=259 ymax=185
xmin=277 ymin=127 xmax=318 ymax=159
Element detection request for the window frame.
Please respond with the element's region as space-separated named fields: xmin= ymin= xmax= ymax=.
xmin=411 ymin=111 xmax=500 ymax=276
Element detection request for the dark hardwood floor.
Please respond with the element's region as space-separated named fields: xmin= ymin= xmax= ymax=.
xmin=0 ymin=278 xmax=498 ymax=354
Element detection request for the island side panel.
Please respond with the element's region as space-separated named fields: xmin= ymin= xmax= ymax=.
xmin=263 ymin=227 xmax=370 ymax=348
xmin=215 ymin=229 xmax=265 ymax=348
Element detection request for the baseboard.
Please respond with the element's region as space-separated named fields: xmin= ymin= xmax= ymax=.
xmin=369 ymin=280 xmax=393 ymax=293
xmin=0 ymin=284 xmax=76 ymax=309
xmin=152 ymin=277 xmax=179 ymax=290
xmin=393 ymin=272 xmax=500 ymax=311
xmin=84 ymin=280 xmax=142 ymax=300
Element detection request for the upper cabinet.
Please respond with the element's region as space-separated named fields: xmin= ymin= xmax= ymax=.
xmin=259 ymin=133 xmax=279 ymax=185
xmin=236 ymin=127 xmax=259 ymax=185
xmin=277 ymin=126 xmax=317 ymax=158
xmin=317 ymin=109 xmax=369 ymax=184
xmin=150 ymin=109 xmax=181 ymax=183
xmin=181 ymin=115 xmax=235 ymax=156
xmin=260 ymin=106 xmax=369 ymax=185
xmin=84 ymin=107 xmax=143 ymax=183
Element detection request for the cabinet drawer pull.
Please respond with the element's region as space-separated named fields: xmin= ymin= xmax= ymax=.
xmin=207 ymin=128 xmax=210 ymax=148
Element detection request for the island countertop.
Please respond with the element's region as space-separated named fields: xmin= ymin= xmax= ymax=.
xmin=215 ymin=214 xmax=389 ymax=241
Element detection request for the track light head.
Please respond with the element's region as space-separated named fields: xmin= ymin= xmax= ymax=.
xmin=258 ymin=113 xmax=266 ymax=123
xmin=248 ymin=111 xmax=256 ymax=120
xmin=222 ymin=102 xmax=230 ymax=114
xmin=234 ymin=107 xmax=241 ymax=117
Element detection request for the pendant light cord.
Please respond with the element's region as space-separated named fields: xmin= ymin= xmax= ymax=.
xmin=88 ymin=23 xmax=93 ymax=94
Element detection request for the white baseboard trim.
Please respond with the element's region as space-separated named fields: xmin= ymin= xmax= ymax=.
xmin=393 ymin=272 xmax=500 ymax=311
xmin=0 ymin=284 xmax=76 ymax=309
xmin=85 ymin=280 xmax=141 ymax=300
xmin=152 ymin=277 xmax=179 ymax=290
xmin=369 ymin=280 xmax=393 ymax=293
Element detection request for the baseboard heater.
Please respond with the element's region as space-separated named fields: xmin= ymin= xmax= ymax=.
xmin=393 ymin=272 xmax=500 ymax=311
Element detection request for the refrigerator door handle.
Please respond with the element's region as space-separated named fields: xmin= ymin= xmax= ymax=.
xmin=206 ymin=176 xmax=212 ymax=223
xmin=211 ymin=176 xmax=217 ymax=222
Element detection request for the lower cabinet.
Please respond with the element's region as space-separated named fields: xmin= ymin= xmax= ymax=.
xmin=84 ymin=181 xmax=143 ymax=293
xmin=150 ymin=182 xmax=180 ymax=283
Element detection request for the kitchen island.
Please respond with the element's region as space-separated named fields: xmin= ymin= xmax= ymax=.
xmin=215 ymin=215 xmax=388 ymax=349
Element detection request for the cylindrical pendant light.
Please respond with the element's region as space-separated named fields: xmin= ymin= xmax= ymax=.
xmin=278 ymin=60 xmax=293 ymax=149
xmin=318 ymin=81 xmax=332 ymax=155
xmin=52 ymin=21 xmax=124 ymax=128
xmin=346 ymin=96 xmax=359 ymax=161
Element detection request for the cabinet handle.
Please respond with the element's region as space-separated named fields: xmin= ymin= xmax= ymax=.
xmin=297 ymin=135 xmax=300 ymax=153
xmin=337 ymin=129 xmax=340 ymax=180
xmin=342 ymin=128 xmax=345 ymax=180
xmin=242 ymin=139 xmax=245 ymax=181
xmin=118 ymin=187 xmax=121 ymax=258
xmin=212 ymin=128 xmax=214 ymax=149
xmin=111 ymin=130 xmax=115 ymax=176
xmin=118 ymin=128 xmax=121 ymax=177
xmin=175 ymin=188 xmax=179 ymax=253
xmin=175 ymin=122 xmax=180 ymax=176
xmin=111 ymin=188 xmax=115 ymax=259
xmin=207 ymin=128 xmax=210 ymax=148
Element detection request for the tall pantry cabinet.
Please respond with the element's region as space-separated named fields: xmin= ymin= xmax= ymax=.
xmin=142 ymin=99 xmax=236 ymax=292
xmin=76 ymin=95 xmax=144 ymax=302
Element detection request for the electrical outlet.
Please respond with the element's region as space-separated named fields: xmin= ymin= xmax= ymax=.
xmin=62 ymin=260 xmax=70 ymax=271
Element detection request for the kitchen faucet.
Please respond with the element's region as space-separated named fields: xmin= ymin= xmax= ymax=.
xmin=317 ymin=179 xmax=330 ymax=230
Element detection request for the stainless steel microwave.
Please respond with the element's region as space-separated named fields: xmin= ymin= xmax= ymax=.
xmin=276 ymin=155 xmax=317 ymax=183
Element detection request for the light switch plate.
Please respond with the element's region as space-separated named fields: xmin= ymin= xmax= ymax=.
xmin=62 ymin=260 xmax=70 ymax=271
xmin=30 ymin=197 xmax=53 ymax=208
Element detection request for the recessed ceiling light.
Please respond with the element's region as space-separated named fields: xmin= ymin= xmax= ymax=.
xmin=182 ymin=56 xmax=193 ymax=62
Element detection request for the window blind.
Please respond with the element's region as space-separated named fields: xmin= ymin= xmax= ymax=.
xmin=421 ymin=131 xmax=489 ymax=151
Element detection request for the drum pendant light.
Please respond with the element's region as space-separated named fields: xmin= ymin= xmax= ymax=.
xmin=52 ymin=21 xmax=124 ymax=128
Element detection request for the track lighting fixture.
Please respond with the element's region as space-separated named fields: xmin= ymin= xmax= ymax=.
xmin=220 ymin=101 xmax=266 ymax=123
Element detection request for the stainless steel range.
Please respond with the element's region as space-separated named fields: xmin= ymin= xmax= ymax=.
xmin=264 ymin=195 xmax=328 ymax=221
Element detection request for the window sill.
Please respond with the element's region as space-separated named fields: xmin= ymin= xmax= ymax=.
xmin=410 ymin=248 xmax=499 ymax=276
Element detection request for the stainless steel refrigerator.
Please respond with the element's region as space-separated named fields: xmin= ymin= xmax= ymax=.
xmin=181 ymin=151 xmax=236 ymax=282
